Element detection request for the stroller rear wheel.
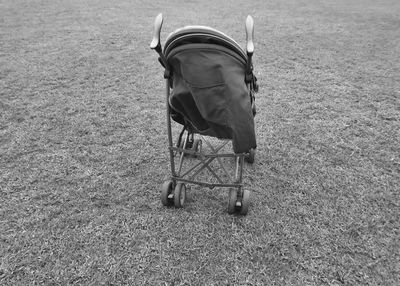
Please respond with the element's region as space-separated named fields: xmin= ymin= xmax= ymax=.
xmin=245 ymin=148 xmax=256 ymax=164
xmin=174 ymin=183 xmax=186 ymax=208
xmin=161 ymin=180 xmax=174 ymax=206
xmin=227 ymin=188 xmax=238 ymax=214
xmin=239 ymin=189 xmax=250 ymax=215
xmin=227 ymin=188 xmax=251 ymax=215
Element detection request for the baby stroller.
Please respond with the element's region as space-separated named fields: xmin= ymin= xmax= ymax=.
xmin=150 ymin=14 xmax=258 ymax=215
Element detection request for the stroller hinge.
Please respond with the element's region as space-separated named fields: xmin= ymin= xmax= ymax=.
xmin=246 ymin=72 xmax=258 ymax=93
xmin=245 ymin=72 xmax=253 ymax=83
xmin=163 ymin=68 xmax=170 ymax=79
xmin=159 ymin=57 xmax=171 ymax=79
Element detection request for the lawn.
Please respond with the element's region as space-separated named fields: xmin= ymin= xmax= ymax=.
xmin=1 ymin=0 xmax=399 ymax=285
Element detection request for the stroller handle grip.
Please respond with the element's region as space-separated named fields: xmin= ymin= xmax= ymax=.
xmin=150 ymin=13 xmax=163 ymax=52
xmin=245 ymin=15 xmax=254 ymax=55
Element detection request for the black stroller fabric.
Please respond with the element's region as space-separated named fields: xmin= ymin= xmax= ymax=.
xmin=165 ymin=35 xmax=256 ymax=154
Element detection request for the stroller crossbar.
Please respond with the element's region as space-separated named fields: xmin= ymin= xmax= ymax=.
xmin=173 ymin=136 xmax=244 ymax=188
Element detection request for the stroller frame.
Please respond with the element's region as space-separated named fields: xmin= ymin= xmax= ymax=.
xmin=151 ymin=14 xmax=257 ymax=215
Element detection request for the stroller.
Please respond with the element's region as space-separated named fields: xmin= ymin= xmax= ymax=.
xmin=150 ymin=14 xmax=258 ymax=215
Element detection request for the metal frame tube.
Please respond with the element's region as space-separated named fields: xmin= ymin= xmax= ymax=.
xmin=177 ymin=131 xmax=188 ymax=176
xmin=234 ymin=155 xmax=244 ymax=184
xmin=166 ymin=79 xmax=176 ymax=177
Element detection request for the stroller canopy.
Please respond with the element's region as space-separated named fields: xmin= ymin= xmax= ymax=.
xmin=164 ymin=26 xmax=247 ymax=61
xmin=164 ymin=26 xmax=256 ymax=154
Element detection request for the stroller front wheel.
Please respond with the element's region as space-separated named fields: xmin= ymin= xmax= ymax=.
xmin=190 ymin=139 xmax=202 ymax=158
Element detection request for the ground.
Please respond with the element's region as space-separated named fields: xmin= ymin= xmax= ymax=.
xmin=0 ymin=0 xmax=399 ymax=285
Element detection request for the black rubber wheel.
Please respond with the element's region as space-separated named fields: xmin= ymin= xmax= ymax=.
xmin=239 ymin=189 xmax=250 ymax=215
xmin=178 ymin=139 xmax=185 ymax=151
xmin=161 ymin=180 xmax=174 ymax=206
xmin=173 ymin=183 xmax=186 ymax=208
xmin=245 ymin=148 xmax=256 ymax=164
xmin=227 ymin=188 xmax=238 ymax=214
xmin=179 ymin=138 xmax=194 ymax=157
xmin=191 ymin=139 xmax=202 ymax=157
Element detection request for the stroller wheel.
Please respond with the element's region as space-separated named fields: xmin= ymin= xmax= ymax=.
xmin=191 ymin=139 xmax=202 ymax=157
xmin=174 ymin=183 xmax=186 ymax=208
xmin=245 ymin=148 xmax=256 ymax=164
xmin=178 ymin=137 xmax=194 ymax=157
xmin=161 ymin=180 xmax=174 ymax=206
xmin=178 ymin=140 xmax=185 ymax=152
xmin=239 ymin=189 xmax=251 ymax=215
xmin=227 ymin=188 xmax=238 ymax=214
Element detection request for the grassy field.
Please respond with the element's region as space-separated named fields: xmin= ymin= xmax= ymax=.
xmin=1 ymin=0 xmax=399 ymax=285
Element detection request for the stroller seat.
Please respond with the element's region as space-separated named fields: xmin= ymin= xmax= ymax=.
xmin=165 ymin=26 xmax=256 ymax=154
xmin=150 ymin=14 xmax=258 ymax=215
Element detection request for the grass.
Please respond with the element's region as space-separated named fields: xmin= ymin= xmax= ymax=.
xmin=1 ymin=0 xmax=399 ymax=285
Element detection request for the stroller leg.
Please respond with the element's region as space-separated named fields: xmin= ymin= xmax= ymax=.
xmin=234 ymin=155 xmax=244 ymax=184
xmin=165 ymin=79 xmax=176 ymax=178
xmin=176 ymin=133 xmax=189 ymax=176
xmin=228 ymin=154 xmax=250 ymax=215
xmin=161 ymin=79 xmax=188 ymax=208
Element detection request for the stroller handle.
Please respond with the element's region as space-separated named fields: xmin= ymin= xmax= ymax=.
xmin=245 ymin=15 xmax=254 ymax=55
xmin=150 ymin=13 xmax=163 ymax=52
xmin=150 ymin=13 xmax=168 ymax=69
